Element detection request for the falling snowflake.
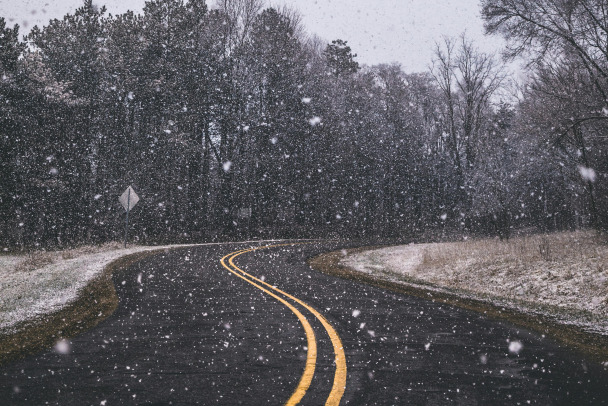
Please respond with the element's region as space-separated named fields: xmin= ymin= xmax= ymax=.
xmin=308 ymin=116 xmax=321 ymax=126
xmin=508 ymin=340 xmax=523 ymax=354
xmin=54 ymin=339 xmax=71 ymax=354
xmin=578 ymin=166 xmax=596 ymax=183
xmin=223 ymin=161 xmax=232 ymax=172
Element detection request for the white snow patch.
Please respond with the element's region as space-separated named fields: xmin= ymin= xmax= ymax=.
xmin=341 ymin=244 xmax=424 ymax=276
xmin=0 ymin=246 xmax=163 ymax=333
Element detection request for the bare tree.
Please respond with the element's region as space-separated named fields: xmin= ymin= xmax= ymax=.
xmin=431 ymin=35 xmax=505 ymax=193
xmin=481 ymin=0 xmax=608 ymax=100
xmin=215 ymin=0 xmax=263 ymax=55
xmin=482 ymin=0 xmax=608 ymax=229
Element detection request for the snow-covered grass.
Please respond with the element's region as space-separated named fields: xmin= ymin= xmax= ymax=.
xmin=341 ymin=231 xmax=608 ymax=335
xmin=0 ymin=243 xmax=171 ymax=334
xmin=0 ymin=239 xmax=298 ymax=336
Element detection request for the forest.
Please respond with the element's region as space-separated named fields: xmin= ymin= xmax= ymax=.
xmin=0 ymin=0 xmax=606 ymax=248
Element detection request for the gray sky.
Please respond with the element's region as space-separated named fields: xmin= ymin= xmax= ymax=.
xmin=0 ymin=0 xmax=506 ymax=73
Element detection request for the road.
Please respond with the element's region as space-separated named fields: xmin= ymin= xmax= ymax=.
xmin=1 ymin=241 xmax=607 ymax=405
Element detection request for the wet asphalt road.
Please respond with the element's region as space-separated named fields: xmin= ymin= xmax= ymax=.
xmin=1 ymin=241 xmax=607 ymax=405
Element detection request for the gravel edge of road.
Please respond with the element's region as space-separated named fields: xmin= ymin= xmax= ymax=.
xmin=0 ymin=250 xmax=162 ymax=366
xmin=308 ymin=246 xmax=608 ymax=365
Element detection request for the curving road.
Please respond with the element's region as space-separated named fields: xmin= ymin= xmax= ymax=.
xmin=1 ymin=241 xmax=607 ymax=405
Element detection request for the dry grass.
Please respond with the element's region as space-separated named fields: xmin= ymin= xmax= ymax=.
xmin=12 ymin=252 xmax=55 ymax=273
xmin=339 ymin=231 xmax=608 ymax=334
xmin=421 ymin=231 xmax=608 ymax=268
xmin=415 ymin=232 xmax=608 ymax=313
xmin=310 ymin=243 xmax=608 ymax=364
xmin=9 ymin=242 xmax=126 ymax=273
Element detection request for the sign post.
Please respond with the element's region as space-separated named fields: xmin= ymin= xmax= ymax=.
xmin=119 ymin=186 xmax=140 ymax=248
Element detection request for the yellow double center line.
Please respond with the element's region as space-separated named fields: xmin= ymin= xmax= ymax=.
xmin=220 ymin=245 xmax=347 ymax=405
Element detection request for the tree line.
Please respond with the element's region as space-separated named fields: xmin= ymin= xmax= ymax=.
xmin=0 ymin=0 xmax=605 ymax=249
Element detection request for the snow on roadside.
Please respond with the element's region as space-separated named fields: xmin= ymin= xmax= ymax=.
xmin=0 ymin=239 xmax=296 ymax=335
xmin=341 ymin=237 xmax=608 ymax=335
xmin=0 ymin=246 xmax=163 ymax=334
xmin=0 ymin=256 xmax=25 ymax=273
xmin=341 ymin=244 xmax=427 ymax=276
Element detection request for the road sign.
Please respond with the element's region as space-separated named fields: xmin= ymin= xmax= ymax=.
xmin=119 ymin=186 xmax=139 ymax=248
xmin=119 ymin=186 xmax=139 ymax=212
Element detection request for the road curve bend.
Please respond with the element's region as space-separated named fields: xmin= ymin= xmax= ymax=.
xmin=1 ymin=241 xmax=607 ymax=405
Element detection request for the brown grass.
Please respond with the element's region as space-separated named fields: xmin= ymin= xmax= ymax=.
xmin=414 ymin=232 xmax=608 ymax=310
xmin=420 ymin=231 xmax=608 ymax=268
xmin=10 ymin=242 xmax=127 ymax=272
xmin=13 ymin=252 xmax=55 ymax=273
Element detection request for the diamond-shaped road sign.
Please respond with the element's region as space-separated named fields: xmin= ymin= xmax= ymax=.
xmin=119 ymin=186 xmax=140 ymax=211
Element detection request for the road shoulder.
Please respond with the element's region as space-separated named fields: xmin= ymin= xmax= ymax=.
xmin=309 ymin=246 xmax=608 ymax=365
xmin=0 ymin=250 xmax=161 ymax=366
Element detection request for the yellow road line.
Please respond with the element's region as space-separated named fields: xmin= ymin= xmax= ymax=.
xmin=220 ymin=250 xmax=317 ymax=406
xmin=226 ymin=245 xmax=347 ymax=406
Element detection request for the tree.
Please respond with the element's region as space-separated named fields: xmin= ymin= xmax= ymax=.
xmin=470 ymin=103 xmax=521 ymax=239
xmin=482 ymin=0 xmax=608 ymax=229
xmin=481 ymin=0 xmax=608 ymax=100
xmin=324 ymin=39 xmax=359 ymax=77
xmin=25 ymin=0 xmax=111 ymax=244
xmin=0 ymin=18 xmax=27 ymax=246
xmin=430 ymin=35 xmax=505 ymax=219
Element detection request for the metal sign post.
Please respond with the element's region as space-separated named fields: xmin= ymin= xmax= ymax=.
xmin=124 ymin=189 xmax=130 ymax=248
xmin=119 ymin=186 xmax=140 ymax=248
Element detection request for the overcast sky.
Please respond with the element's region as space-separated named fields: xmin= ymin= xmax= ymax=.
xmin=0 ymin=0 xmax=507 ymax=73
